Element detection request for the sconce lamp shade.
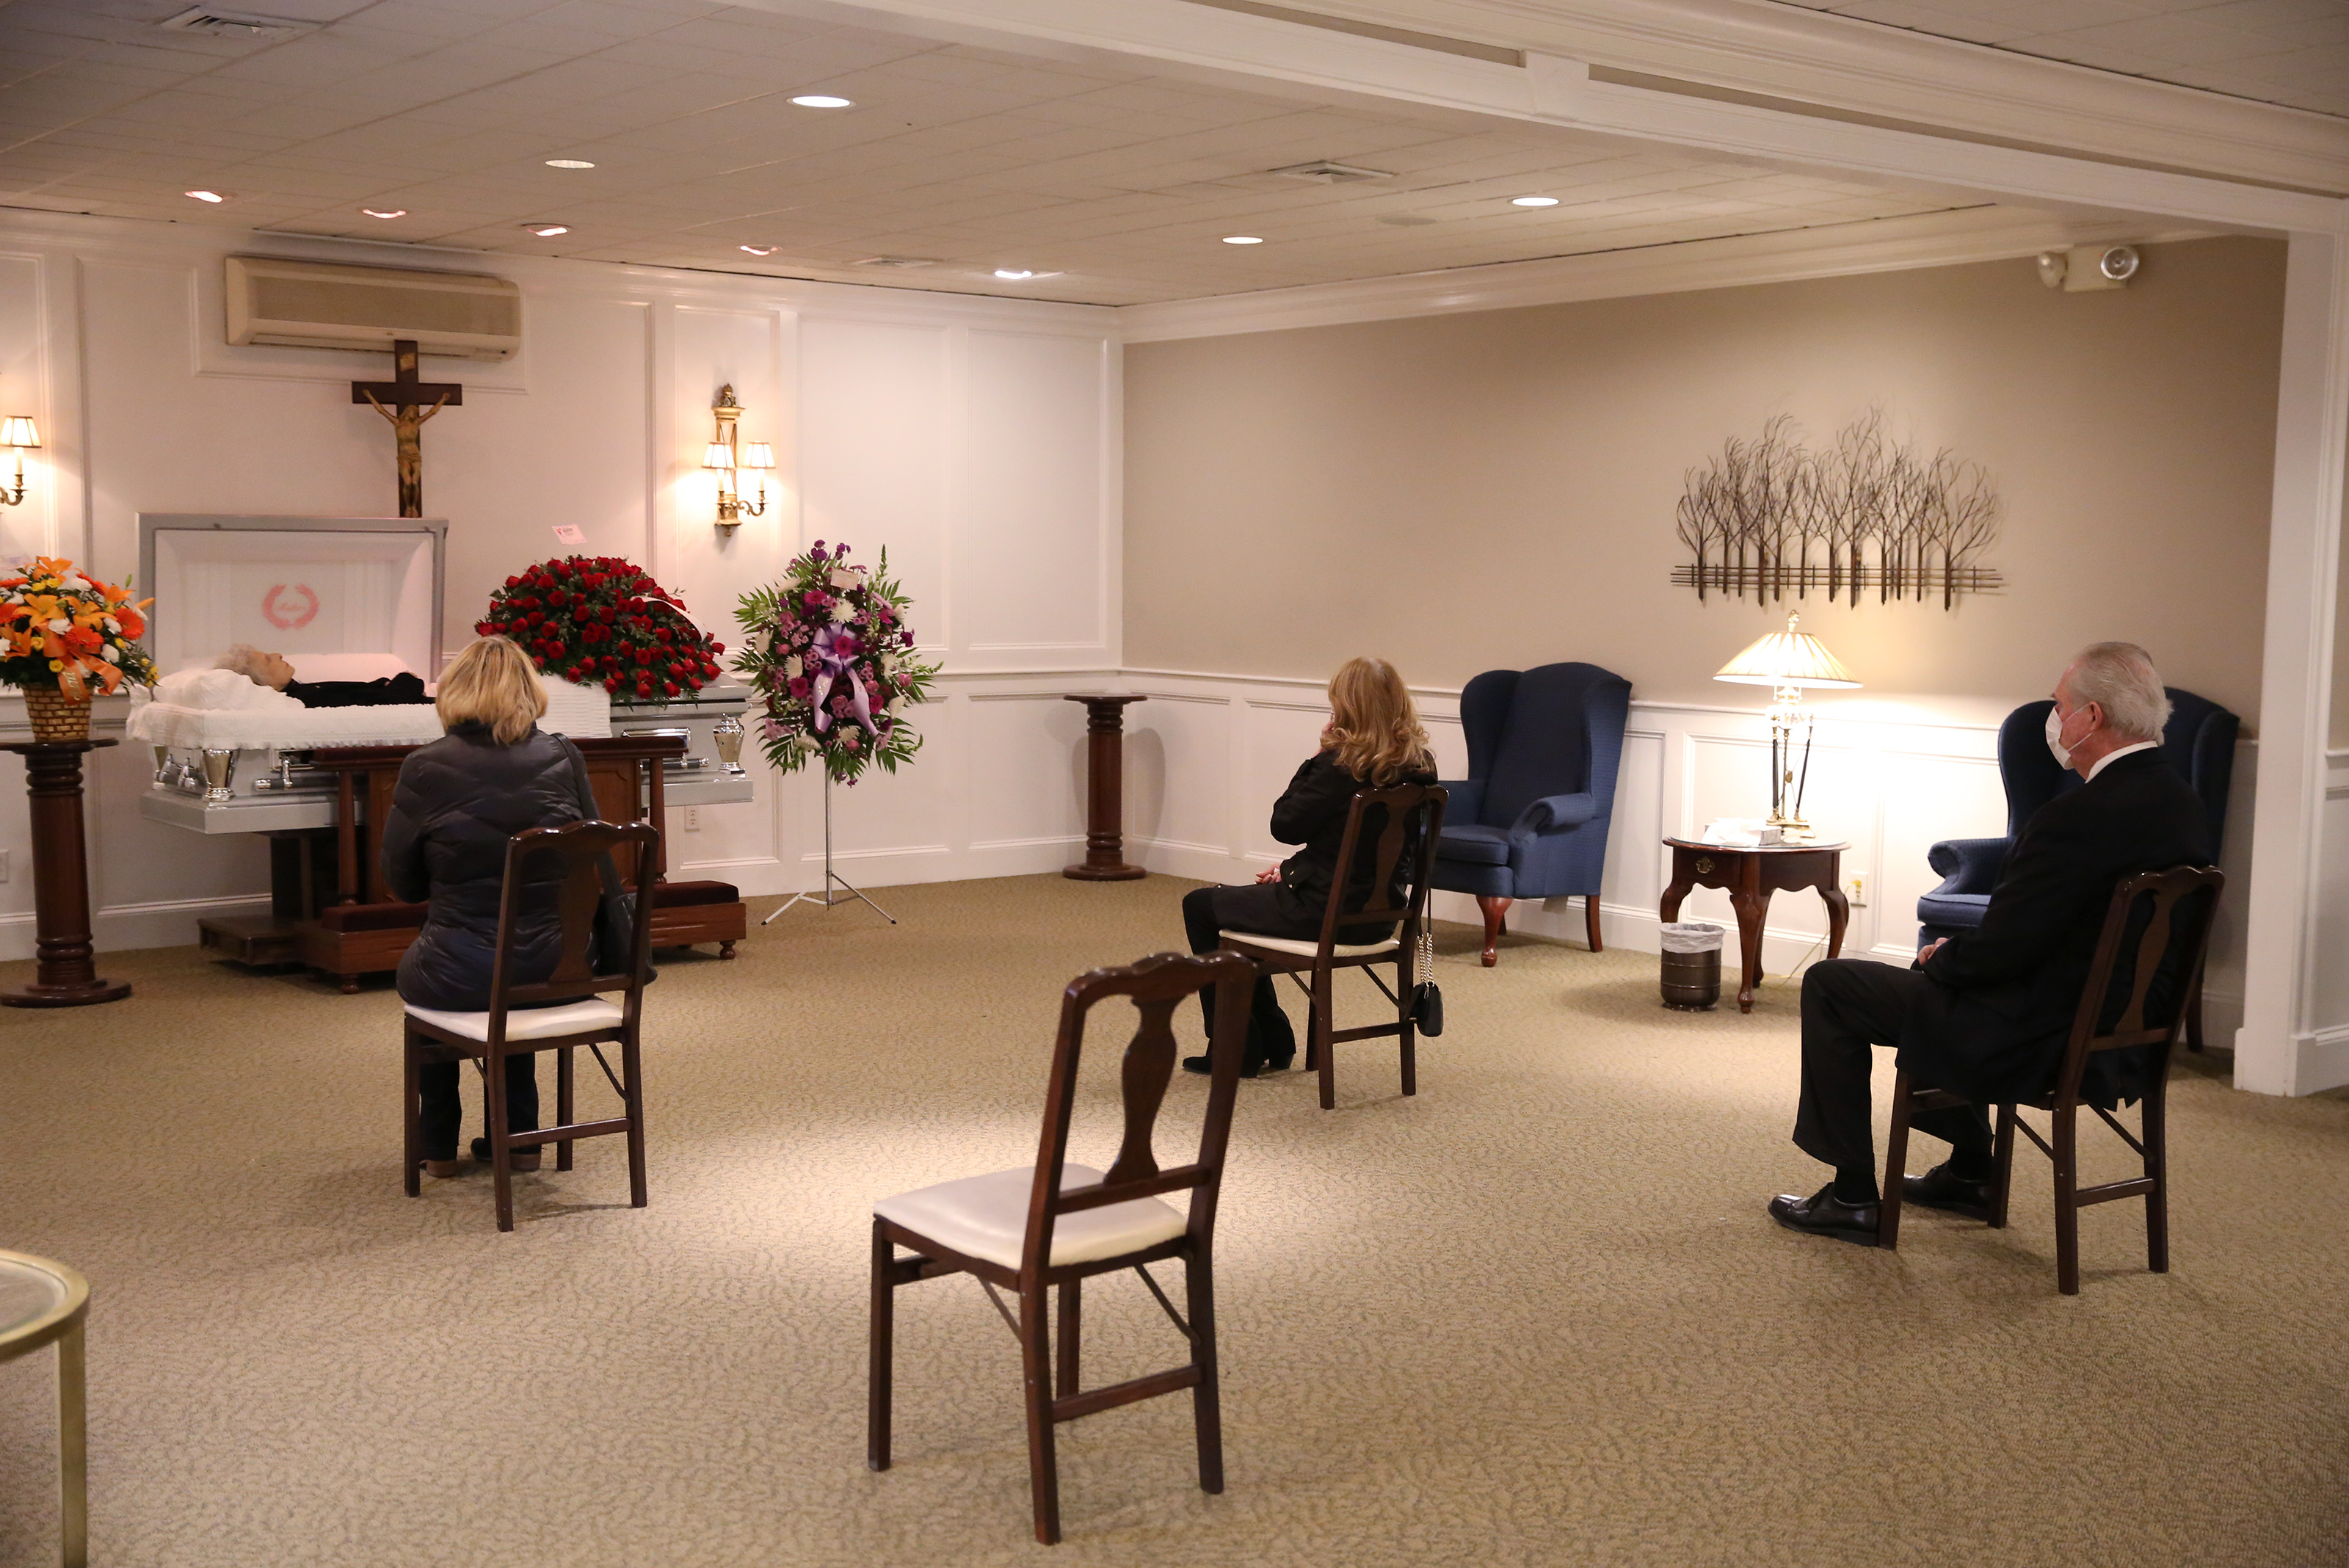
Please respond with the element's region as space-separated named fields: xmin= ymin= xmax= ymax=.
xmin=0 ymin=417 xmax=39 ymax=449
xmin=1713 ymin=612 xmax=1859 ymax=690
xmin=738 ymin=441 xmax=774 ymax=471
xmin=702 ymin=441 xmax=736 ymax=471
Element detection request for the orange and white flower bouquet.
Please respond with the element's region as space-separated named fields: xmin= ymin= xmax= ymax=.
xmin=0 ymin=557 xmax=157 ymax=701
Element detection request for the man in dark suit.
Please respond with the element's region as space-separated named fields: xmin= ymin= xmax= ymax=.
xmin=1769 ymin=642 xmax=2214 ymax=1245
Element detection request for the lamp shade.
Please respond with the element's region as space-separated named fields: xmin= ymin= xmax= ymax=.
xmin=701 ymin=441 xmax=735 ymax=471
xmin=1713 ymin=612 xmax=1859 ymax=689
xmin=738 ymin=441 xmax=774 ymax=471
xmin=0 ymin=416 xmax=40 ymax=449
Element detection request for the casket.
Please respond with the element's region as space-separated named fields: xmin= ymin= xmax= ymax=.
xmin=130 ymin=512 xmax=615 ymax=832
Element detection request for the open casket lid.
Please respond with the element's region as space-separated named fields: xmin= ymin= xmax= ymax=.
xmin=137 ymin=513 xmax=444 ymax=680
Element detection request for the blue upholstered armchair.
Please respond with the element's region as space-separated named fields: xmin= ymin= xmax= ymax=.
xmin=1430 ymin=662 xmax=1632 ymax=966
xmin=1917 ymin=686 xmax=2237 ymax=1044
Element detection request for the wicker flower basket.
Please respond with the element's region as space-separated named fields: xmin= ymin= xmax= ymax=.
xmin=21 ymin=686 xmax=92 ymax=743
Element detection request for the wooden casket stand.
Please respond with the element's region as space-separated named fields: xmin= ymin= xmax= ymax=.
xmin=199 ymin=733 xmax=747 ymax=992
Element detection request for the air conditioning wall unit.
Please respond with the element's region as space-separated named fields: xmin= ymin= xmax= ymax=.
xmin=225 ymin=255 xmax=523 ymax=360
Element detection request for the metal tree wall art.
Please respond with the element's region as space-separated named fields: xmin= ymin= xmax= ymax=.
xmin=1673 ymin=410 xmax=2003 ymax=609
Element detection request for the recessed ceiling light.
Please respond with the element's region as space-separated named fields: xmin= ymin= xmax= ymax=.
xmin=523 ymin=223 xmax=569 ymax=237
xmin=1221 ymin=235 xmax=1264 ymax=245
xmin=791 ymin=94 xmax=853 ymax=109
xmin=545 ymin=159 xmax=595 ymax=170
xmin=184 ymin=189 xmax=226 ymax=203
xmin=360 ymin=207 xmax=406 ymax=219
xmin=1511 ymin=195 xmax=1561 ymax=207
xmin=993 ymin=269 xmax=1036 ymax=280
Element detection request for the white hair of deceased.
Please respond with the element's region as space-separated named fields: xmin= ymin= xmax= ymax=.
xmin=2068 ymin=642 xmax=2170 ymax=741
xmin=217 ymin=645 xmax=270 ymax=681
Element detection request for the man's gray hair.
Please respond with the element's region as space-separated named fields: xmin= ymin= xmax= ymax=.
xmin=2069 ymin=642 xmax=2171 ymax=742
xmin=217 ymin=645 xmax=269 ymax=682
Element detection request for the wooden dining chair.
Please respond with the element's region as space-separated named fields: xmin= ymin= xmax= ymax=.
xmin=1878 ymin=864 xmax=2223 ymax=1293
xmin=1218 ymin=784 xmax=1446 ymax=1110
xmin=868 ymin=950 xmax=1256 ymax=1546
xmin=401 ymin=819 xmax=658 ymax=1233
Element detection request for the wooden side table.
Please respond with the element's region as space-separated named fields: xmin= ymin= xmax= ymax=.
xmin=1064 ymin=694 xmax=1146 ymax=881
xmin=1660 ymin=838 xmax=1849 ymax=1013
xmin=0 ymin=1249 xmax=90 ymax=1567
xmin=1 ymin=741 xmax=129 ymax=1008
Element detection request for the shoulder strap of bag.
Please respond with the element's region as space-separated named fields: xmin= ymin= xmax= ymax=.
xmin=559 ymin=736 xmax=603 ymax=822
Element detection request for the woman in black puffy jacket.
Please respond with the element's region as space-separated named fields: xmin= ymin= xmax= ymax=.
xmin=1180 ymin=656 xmax=1437 ymax=1077
xmin=383 ymin=636 xmax=587 ymax=1180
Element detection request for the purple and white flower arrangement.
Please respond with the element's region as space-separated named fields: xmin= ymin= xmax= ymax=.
xmin=733 ymin=541 xmax=937 ymax=783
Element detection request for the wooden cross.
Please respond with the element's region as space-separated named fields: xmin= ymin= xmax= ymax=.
xmin=350 ymin=338 xmax=463 ymax=518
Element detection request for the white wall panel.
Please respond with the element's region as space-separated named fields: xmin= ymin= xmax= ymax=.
xmin=797 ymin=317 xmax=950 ymax=653
xmin=959 ymin=330 xmax=1110 ymax=661
xmin=1125 ymin=692 xmax=1232 ymax=857
xmin=0 ymin=253 xmax=50 ymax=562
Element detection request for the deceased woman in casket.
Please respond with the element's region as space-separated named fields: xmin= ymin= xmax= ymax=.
xmin=218 ymin=644 xmax=427 ymax=707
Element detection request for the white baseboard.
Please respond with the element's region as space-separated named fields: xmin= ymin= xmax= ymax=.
xmin=0 ymin=893 xmax=273 ymax=962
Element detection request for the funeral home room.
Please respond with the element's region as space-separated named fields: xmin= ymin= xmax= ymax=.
xmin=1 ymin=1 xmax=2346 ymax=1564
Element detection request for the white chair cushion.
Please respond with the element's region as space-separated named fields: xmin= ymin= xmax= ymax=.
xmin=1219 ymin=930 xmax=1398 ymax=959
xmin=403 ymin=998 xmax=624 ymax=1042
xmin=874 ymin=1163 xmax=1187 ymax=1271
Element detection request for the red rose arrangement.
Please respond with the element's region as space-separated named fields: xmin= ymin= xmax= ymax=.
xmin=474 ymin=555 xmax=725 ymax=702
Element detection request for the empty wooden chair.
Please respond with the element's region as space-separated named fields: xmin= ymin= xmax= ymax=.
xmin=1218 ymin=784 xmax=1445 ymax=1110
xmin=1878 ymin=864 xmax=2223 ymax=1293
xmin=402 ymin=819 xmax=658 ymax=1232
xmin=867 ymin=950 xmax=1256 ymax=1545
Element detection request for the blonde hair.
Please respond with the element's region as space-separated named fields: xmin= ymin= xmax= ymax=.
xmin=436 ymin=636 xmax=546 ymax=745
xmin=1326 ymin=657 xmax=1432 ymax=787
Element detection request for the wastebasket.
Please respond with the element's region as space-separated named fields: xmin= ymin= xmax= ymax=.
xmin=1660 ymin=921 xmax=1724 ymax=1011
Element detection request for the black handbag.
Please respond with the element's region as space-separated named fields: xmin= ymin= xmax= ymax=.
xmin=1409 ymin=918 xmax=1442 ymax=1037
xmin=561 ymin=739 xmax=657 ymax=987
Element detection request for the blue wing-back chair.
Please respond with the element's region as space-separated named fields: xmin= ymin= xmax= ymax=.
xmin=1430 ymin=662 xmax=1632 ymax=966
xmin=1917 ymin=686 xmax=2237 ymax=1045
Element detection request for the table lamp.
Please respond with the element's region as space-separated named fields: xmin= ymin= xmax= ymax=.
xmin=1713 ymin=611 xmax=1859 ymax=842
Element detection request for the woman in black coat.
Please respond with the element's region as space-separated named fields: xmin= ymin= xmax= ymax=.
xmin=1181 ymin=656 xmax=1437 ymax=1076
xmin=382 ymin=636 xmax=588 ymax=1179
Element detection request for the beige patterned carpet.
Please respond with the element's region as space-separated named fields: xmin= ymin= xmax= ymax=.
xmin=2 ymin=874 xmax=2346 ymax=1567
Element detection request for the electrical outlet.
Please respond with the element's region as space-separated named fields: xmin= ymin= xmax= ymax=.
xmin=1846 ymin=874 xmax=1867 ymax=908
xmin=684 ymin=807 xmax=700 ymax=832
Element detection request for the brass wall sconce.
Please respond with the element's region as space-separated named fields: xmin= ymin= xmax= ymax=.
xmin=1 ymin=417 xmax=39 ymax=507
xmin=700 ymin=385 xmax=772 ymax=534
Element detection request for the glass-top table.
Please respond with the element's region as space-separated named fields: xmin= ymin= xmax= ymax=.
xmin=0 ymin=1250 xmax=90 ymax=1567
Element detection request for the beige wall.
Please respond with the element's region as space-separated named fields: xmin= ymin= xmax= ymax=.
xmin=1125 ymin=237 xmax=2287 ymax=727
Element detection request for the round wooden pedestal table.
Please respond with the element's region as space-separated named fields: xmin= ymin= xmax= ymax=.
xmin=0 ymin=1250 xmax=90 ymax=1567
xmin=1063 ymin=694 xmax=1147 ymax=881
xmin=1 ymin=740 xmax=131 ymax=1007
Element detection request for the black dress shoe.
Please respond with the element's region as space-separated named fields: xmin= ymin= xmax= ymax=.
xmin=1903 ymin=1161 xmax=1994 ymax=1220
xmin=1768 ymin=1183 xmax=1881 ymax=1246
xmin=1182 ymin=1053 xmax=1266 ymax=1078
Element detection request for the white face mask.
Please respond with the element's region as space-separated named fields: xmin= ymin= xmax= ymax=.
xmin=2046 ymin=702 xmax=2085 ymax=769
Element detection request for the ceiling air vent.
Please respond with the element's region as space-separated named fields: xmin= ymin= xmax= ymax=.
xmin=852 ymin=256 xmax=939 ymax=269
xmin=1267 ymin=161 xmax=1394 ymax=184
xmin=157 ymin=7 xmax=319 ymax=40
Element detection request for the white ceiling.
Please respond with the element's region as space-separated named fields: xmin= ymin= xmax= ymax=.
xmin=0 ymin=0 xmax=1987 ymax=305
xmin=1768 ymin=0 xmax=2349 ymax=119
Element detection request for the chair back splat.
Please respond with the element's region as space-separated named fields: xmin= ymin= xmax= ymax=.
xmin=1027 ymin=952 xmax=1255 ymax=1279
xmin=868 ymin=951 xmax=1256 ymax=1545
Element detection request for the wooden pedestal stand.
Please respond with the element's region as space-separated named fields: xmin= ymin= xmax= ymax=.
xmin=1064 ymin=694 xmax=1146 ymax=881
xmin=1 ymin=741 xmax=130 ymax=1008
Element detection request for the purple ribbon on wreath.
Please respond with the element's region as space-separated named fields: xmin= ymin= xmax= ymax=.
xmin=809 ymin=623 xmax=877 ymax=736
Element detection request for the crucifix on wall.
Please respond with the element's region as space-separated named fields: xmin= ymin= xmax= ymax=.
xmin=350 ymin=338 xmax=463 ymax=518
